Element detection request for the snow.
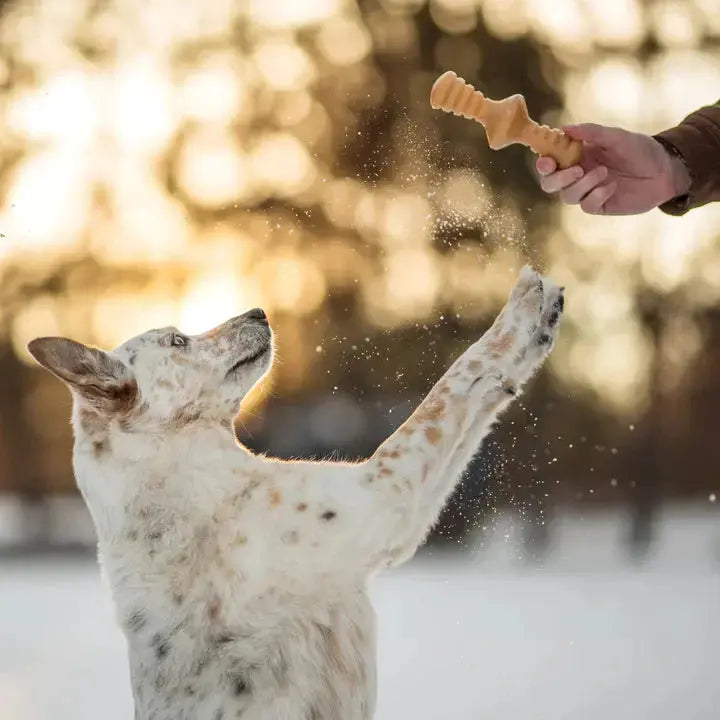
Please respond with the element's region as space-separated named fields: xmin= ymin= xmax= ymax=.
xmin=1 ymin=506 xmax=719 ymax=720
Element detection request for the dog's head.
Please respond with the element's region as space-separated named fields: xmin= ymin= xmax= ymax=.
xmin=27 ymin=308 xmax=273 ymax=430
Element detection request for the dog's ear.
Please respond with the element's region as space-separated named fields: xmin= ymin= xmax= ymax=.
xmin=27 ymin=337 xmax=138 ymax=411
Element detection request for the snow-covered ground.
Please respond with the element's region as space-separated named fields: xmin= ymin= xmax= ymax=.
xmin=1 ymin=506 xmax=719 ymax=720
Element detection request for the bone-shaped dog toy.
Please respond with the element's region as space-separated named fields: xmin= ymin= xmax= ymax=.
xmin=430 ymin=70 xmax=582 ymax=169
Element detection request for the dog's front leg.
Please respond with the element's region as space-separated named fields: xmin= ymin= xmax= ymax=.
xmin=364 ymin=267 xmax=563 ymax=566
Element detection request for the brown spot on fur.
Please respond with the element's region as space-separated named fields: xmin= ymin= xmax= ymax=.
xmin=467 ymin=359 xmax=484 ymax=373
xmin=207 ymin=594 xmax=221 ymax=621
xmin=171 ymin=353 xmax=194 ymax=366
xmin=487 ymin=331 xmax=516 ymax=355
xmin=425 ymin=426 xmax=442 ymax=445
xmin=296 ymin=502 xmax=307 ymax=512
xmin=78 ymin=408 xmax=107 ymax=436
xmin=379 ymin=467 xmax=393 ymax=476
xmin=282 ymin=530 xmax=299 ymax=544
xmin=92 ymin=439 xmax=109 ymax=457
xmin=156 ymin=378 xmax=173 ymax=390
xmin=413 ymin=396 xmax=446 ymax=424
xmin=109 ymin=379 xmax=139 ymax=413
xmin=172 ymin=404 xmax=201 ymax=428
xmin=320 ymin=510 xmax=337 ymax=521
xmin=269 ymin=489 xmax=282 ymax=507
xmin=230 ymin=673 xmax=249 ymax=695
xmin=118 ymin=400 xmax=148 ymax=431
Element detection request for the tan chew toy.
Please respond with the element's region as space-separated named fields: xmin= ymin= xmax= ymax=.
xmin=430 ymin=70 xmax=582 ymax=169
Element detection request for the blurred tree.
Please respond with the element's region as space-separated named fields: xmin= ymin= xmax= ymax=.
xmin=0 ymin=0 xmax=718 ymax=552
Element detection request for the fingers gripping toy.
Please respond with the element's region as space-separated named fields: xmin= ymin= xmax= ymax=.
xmin=430 ymin=70 xmax=582 ymax=169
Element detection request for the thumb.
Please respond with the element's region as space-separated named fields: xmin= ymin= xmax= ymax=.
xmin=562 ymin=123 xmax=618 ymax=146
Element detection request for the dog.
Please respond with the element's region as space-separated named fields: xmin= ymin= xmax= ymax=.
xmin=28 ymin=266 xmax=563 ymax=720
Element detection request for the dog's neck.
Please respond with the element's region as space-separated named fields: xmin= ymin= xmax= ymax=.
xmin=73 ymin=400 xmax=245 ymax=461
xmin=109 ymin=419 xmax=241 ymax=464
xmin=71 ymin=404 xmax=261 ymax=541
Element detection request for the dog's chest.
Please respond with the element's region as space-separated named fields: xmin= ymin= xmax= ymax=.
xmin=88 ymin=455 xmax=377 ymax=719
xmin=101 ymin=524 xmax=377 ymax=719
xmin=125 ymin=593 xmax=376 ymax=720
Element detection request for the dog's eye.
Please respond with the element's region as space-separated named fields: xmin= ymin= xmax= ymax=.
xmin=171 ymin=334 xmax=188 ymax=347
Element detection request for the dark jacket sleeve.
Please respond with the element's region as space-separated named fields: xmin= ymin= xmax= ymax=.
xmin=653 ymin=102 xmax=720 ymax=215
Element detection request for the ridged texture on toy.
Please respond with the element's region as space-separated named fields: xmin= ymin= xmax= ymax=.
xmin=430 ymin=70 xmax=583 ymax=169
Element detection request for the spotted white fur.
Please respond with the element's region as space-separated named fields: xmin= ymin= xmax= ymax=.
xmin=28 ymin=267 xmax=563 ymax=720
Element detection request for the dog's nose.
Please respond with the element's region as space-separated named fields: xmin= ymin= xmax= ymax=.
xmin=244 ymin=307 xmax=268 ymax=323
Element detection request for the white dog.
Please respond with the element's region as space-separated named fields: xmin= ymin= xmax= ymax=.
xmin=28 ymin=266 xmax=563 ymax=720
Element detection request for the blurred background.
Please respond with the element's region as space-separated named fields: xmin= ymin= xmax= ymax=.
xmin=0 ymin=0 xmax=719 ymax=718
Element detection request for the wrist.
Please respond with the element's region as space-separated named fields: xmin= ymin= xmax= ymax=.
xmin=667 ymin=153 xmax=690 ymax=198
xmin=655 ymin=138 xmax=690 ymax=201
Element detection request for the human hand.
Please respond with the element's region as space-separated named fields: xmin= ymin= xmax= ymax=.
xmin=535 ymin=124 xmax=691 ymax=215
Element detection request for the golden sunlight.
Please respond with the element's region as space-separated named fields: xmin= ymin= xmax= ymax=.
xmin=526 ymin=0 xmax=590 ymax=51
xmin=587 ymin=0 xmax=644 ymax=47
xmin=565 ymin=58 xmax=644 ymax=127
xmin=180 ymin=272 xmax=263 ymax=335
xmin=375 ymin=247 xmax=442 ymax=322
xmin=250 ymin=132 xmax=317 ymax=199
xmin=247 ymin=0 xmax=340 ymax=29
xmin=177 ymin=128 xmax=252 ymax=207
xmin=652 ymin=0 xmax=701 ymax=47
xmin=380 ymin=191 xmax=431 ymax=247
xmin=0 ymin=148 xmax=90 ymax=256
xmin=256 ymin=253 xmax=326 ymax=315
xmin=480 ymin=0 xmax=528 ymax=39
xmin=254 ymin=39 xmax=317 ymax=91
xmin=1 ymin=0 xmax=718 ymax=420
xmin=111 ymin=58 xmax=176 ymax=155
xmin=6 ymin=68 xmax=99 ymax=146
xmin=316 ymin=16 xmax=373 ymax=66
xmin=440 ymin=169 xmax=492 ymax=221
xmin=180 ymin=53 xmax=248 ymax=124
